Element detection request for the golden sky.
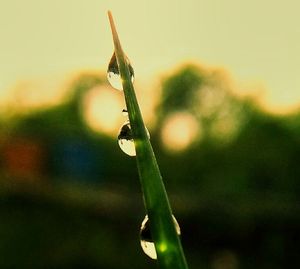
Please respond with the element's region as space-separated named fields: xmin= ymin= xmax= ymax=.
xmin=1 ymin=0 xmax=299 ymax=111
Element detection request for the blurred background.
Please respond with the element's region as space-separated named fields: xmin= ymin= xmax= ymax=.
xmin=1 ymin=1 xmax=300 ymax=269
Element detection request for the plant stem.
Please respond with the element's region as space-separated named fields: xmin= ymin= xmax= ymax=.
xmin=108 ymin=11 xmax=189 ymax=269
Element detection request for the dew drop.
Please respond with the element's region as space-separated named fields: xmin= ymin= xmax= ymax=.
xmin=107 ymin=52 xmax=134 ymax=91
xmin=117 ymin=122 xmax=150 ymax=156
xmin=139 ymin=215 xmax=181 ymax=260
xmin=122 ymin=109 xmax=128 ymax=116
xmin=118 ymin=121 xmax=136 ymax=156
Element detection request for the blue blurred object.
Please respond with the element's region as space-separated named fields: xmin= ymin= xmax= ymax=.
xmin=51 ymin=137 xmax=103 ymax=184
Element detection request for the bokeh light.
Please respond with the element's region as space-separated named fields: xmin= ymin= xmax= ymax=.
xmin=82 ymin=85 xmax=123 ymax=135
xmin=161 ymin=111 xmax=201 ymax=152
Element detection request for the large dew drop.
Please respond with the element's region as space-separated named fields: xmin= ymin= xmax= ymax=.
xmin=107 ymin=52 xmax=134 ymax=91
xmin=118 ymin=121 xmax=136 ymax=156
xmin=118 ymin=122 xmax=150 ymax=157
xmin=139 ymin=215 xmax=181 ymax=260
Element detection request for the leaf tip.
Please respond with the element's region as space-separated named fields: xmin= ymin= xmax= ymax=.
xmin=107 ymin=10 xmax=112 ymax=19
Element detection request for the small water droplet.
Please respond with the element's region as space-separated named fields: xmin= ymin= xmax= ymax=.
xmin=118 ymin=121 xmax=136 ymax=156
xmin=139 ymin=215 xmax=181 ymax=260
xmin=107 ymin=52 xmax=134 ymax=91
xmin=122 ymin=109 xmax=128 ymax=116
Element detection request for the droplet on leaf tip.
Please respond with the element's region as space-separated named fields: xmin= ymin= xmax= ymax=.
xmin=107 ymin=52 xmax=134 ymax=91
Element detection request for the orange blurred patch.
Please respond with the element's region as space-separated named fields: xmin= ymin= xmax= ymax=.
xmin=2 ymin=137 xmax=46 ymax=180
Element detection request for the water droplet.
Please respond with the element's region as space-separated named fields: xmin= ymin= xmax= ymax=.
xmin=122 ymin=109 xmax=128 ymax=116
xmin=139 ymin=215 xmax=181 ymax=260
xmin=118 ymin=121 xmax=136 ymax=156
xmin=107 ymin=52 xmax=134 ymax=91
xmin=117 ymin=122 xmax=150 ymax=156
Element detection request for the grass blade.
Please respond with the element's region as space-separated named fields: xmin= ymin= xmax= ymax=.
xmin=108 ymin=11 xmax=189 ymax=269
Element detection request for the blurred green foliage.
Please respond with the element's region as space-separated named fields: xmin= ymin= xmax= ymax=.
xmin=0 ymin=64 xmax=299 ymax=269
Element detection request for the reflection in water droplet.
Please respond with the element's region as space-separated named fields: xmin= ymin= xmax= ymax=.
xmin=139 ymin=215 xmax=181 ymax=260
xmin=122 ymin=109 xmax=128 ymax=116
xmin=118 ymin=122 xmax=150 ymax=156
xmin=118 ymin=121 xmax=136 ymax=156
xmin=107 ymin=52 xmax=134 ymax=91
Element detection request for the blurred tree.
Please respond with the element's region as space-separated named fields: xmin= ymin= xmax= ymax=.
xmin=158 ymin=65 xmax=204 ymax=115
xmin=0 ymin=65 xmax=300 ymax=269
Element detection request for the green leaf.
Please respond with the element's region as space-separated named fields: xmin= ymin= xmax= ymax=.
xmin=108 ymin=11 xmax=189 ymax=269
